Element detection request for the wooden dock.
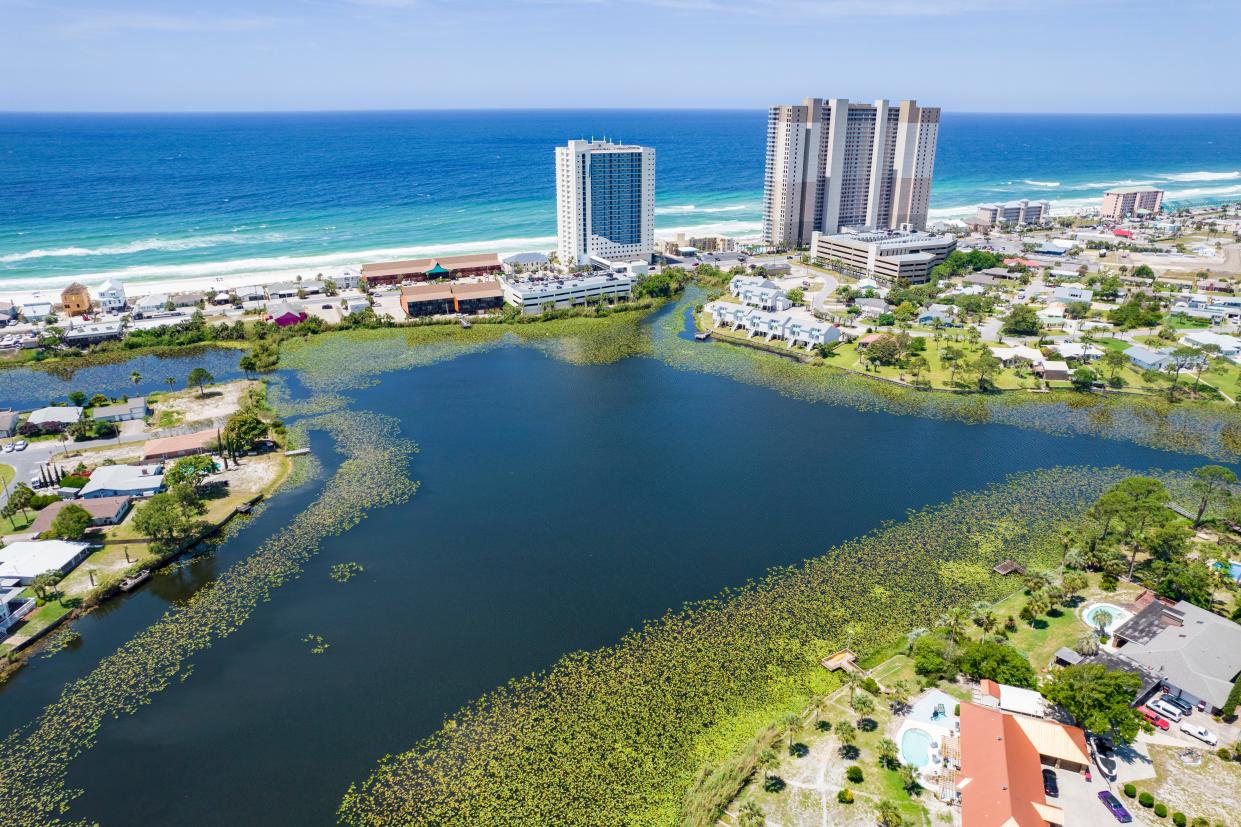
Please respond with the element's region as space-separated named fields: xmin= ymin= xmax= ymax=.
xmin=119 ymin=570 xmax=151 ymax=592
xmin=693 ymin=330 xmax=711 ymax=341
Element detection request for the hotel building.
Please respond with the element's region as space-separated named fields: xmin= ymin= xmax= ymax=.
xmin=556 ymin=139 xmax=656 ymax=267
xmin=968 ymin=199 xmax=1050 ymax=229
xmin=809 ymin=229 xmax=956 ymax=286
xmin=763 ymin=98 xmax=940 ymax=248
xmin=501 ymin=273 xmax=634 ymax=315
xmin=1100 ymin=186 xmax=1164 ymax=220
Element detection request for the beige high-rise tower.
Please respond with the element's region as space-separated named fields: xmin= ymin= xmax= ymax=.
xmin=762 ymin=98 xmax=939 ymax=248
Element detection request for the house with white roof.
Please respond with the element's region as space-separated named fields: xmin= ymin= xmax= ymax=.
xmin=703 ymin=301 xmax=842 ymax=351
xmin=22 ymin=301 xmax=53 ymax=320
xmin=133 ymin=293 xmax=170 ymax=318
xmin=976 ymin=679 xmax=1046 ymax=718
xmin=1052 ymin=342 xmax=1103 ymax=362
xmin=96 ymin=279 xmax=126 ymax=312
xmin=91 ymin=397 xmax=148 ymax=422
xmin=1180 ymin=329 xmax=1241 ymax=358
xmin=1053 ymin=284 xmax=1093 ymax=303
xmin=78 ymin=464 xmax=165 ymax=499
xmin=0 ymin=540 xmax=91 ymax=584
xmin=729 ymin=276 xmax=791 ymax=312
xmin=1 ymin=579 xmax=36 ymax=633
xmin=989 ymin=345 xmax=1044 ymax=368
xmin=27 ymin=406 xmax=83 ymax=427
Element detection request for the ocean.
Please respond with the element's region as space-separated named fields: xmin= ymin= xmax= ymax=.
xmin=2 ymin=110 xmax=1240 ymax=294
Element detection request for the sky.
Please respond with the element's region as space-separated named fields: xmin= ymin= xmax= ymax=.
xmin=1 ymin=0 xmax=1238 ymax=113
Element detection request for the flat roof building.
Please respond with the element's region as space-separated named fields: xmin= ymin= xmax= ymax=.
xmin=968 ymin=200 xmax=1050 ymax=229
xmin=361 ymin=253 xmax=502 ymax=286
xmin=809 ymin=229 xmax=956 ymax=286
xmin=142 ymin=428 xmax=220 ymax=462
xmin=0 ymin=540 xmax=91 ymax=584
xmin=400 ymin=280 xmax=505 ymax=318
xmin=1101 ymin=186 xmax=1164 ymax=220
xmin=556 ymin=139 xmax=656 ymax=267
xmin=501 ymin=273 xmax=634 ymax=315
xmin=763 ymin=98 xmax=939 ymax=248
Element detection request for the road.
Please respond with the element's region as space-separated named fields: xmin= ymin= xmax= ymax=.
xmin=0 ymin=420 xmax=149 ymax=509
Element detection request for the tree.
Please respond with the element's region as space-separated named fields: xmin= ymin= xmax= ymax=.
xmin=877 ymin=737 xmax=899 ymax=770
xmin=1002 ymin=304 xmax=1041 ymax=336
xmin=164 ymin=376 xmax=177 ymax=391
xmin=1070 ymin=367 xmax=1097 ymax=391
xmin=866 ymin=336 xmax=902 ymax=366
xmin=876 ymin=800 xmax=906 ymax=827
xmin=239 ymin=355 xmax=258 ymax=378
xmin=223 ymin=411 xmax=269 ymax=453
xmin=31 ymin=570 xmax=61 ymax=602
xmin=970 ymin=352 xmax=1002 ymax=390
xmin=737 ymin=801 xmax=766 ymax=827
xmin=166 ymin=455 xmax=217 ymax=493
xmin=938 ymin=607 xmax=969 ymax=644
xmin=132 ymin=492 xmax=193 ymax=546
xmin=1040 ymin=663 xmax=1143 ymax=743
xmin=46 ymin=503 xmax=92 ymax=540
xmin=1101 ymin=349 xmax=1129 ymax=379
xmin=1222 ymin=673 xmax=1241 ymax=719
xmin=1189 ymin=464 xmax=1236 ymax=527
xmin=942 ymin=345 xmax=965 ymax=385
xmin=835 ymin=720 xmax=856 ymax=752
xmin=187 ymin=367 xmax=215 ymax=397
xmin=958 ymin=640 xmax=1036 ymax=688
xmin=786 ymin=287 xmax=805 ymax=305
xmin=1155 ymin=560 xmax=1216 ymax=609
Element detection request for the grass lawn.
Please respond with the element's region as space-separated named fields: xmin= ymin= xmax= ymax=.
xmin=0 ymin=463 xmax=13 ymax=487
xmin=1163 ymin=314 xmax=1212 ymax=330
xmin=830 ymin=337 xmax=1035 ymax=391
xmin=1 ymin=509 xmax=34 ymax=535
xmin=1146 ymin=744 xmax=1241 ymax=826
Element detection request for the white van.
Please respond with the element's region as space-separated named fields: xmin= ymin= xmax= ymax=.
xmin=1148 ymin=698 xmax=1184 ymax=722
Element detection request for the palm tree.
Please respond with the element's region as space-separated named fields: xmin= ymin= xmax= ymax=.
xmin=938 ymin=607 xmax=969 ymax=644
xmin=164 ymin=376 xmax=177 ymax=391
xmin=782 ymin=713 xmax=800 ymax=750
xmin=845 ymin=669 xmax=864 ymax=705
xmin=737 ymin=801 xmax=766 ymax=827
xmin=877 ymin=737 xmax=900 ymax=770
xmin=756 ymin=748 xmax=779 ymax=781
xmin=876 ymin=799 xmax=906 ymax=827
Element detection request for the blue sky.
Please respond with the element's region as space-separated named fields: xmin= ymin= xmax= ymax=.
xmin=2 ymin=0 xmax=1237 ymax=112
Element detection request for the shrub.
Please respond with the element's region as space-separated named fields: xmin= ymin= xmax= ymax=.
xmin=1139 ymin=791 xmax=1155 ymax=808
xmin=1101 ymin=574 xmax=1119 ymax=591
xmin=861 ymin=677 xmax=881 ymax=696
xmin=789 ymin=742 xmax=808 ymax=758
xmin=845 ymin=765 xmax=864 ymax=784
xmin=1217 ymin=747 xmax=1232 ymax=760
xmin=1173 ymin=812 xmax=1187 ymax=827
xmin=1154 ymin=802 xmax=1167 ymax=818
xmin=815 ymin=720 xmax=832 ymax=732
xmin=59 ymin=475 xmax=89 ymax=489
xmin=1123 ymin=784 xmax=1137 ymax=798
xmin=762 ymin=775 xmax=786 ymax=794
xmin=836 ymin=789 xmax=854 ymax=804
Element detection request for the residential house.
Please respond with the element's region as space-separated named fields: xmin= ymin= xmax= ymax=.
xmin=30 ymin=497 xmax=132 ymax=535
xmin=1053 ymin=284 xmax=1094 ymax=303
xmin=91 ymin=397 xmax=148 ymax=423
xmin=26 ymin=406 xmax=83 ymax=427
xmin=1037 ymin=302 xmax=1067 ymax=328
xmin=22 ymin=301 xmax=53 ymax=320
xmin=0 ymin=540 xmax=91 ymax=584
xmin=1112 ymin=599 xmax=1241 ymax=714
xmin=1181 ymin=330 xmax=1241 ymax=358
xmin=266 ymin=301 xmax=308 ymax=327
xmin=989 ymin=345 xmax=1043 ymax=368
xmin=1125 ymin=344 xmax=1172 ymax=372
xmin=502 ymin=252 xmax=550 ymax=272
xmin=96 ymin=279 xmax=126 ymax=312
xmin=0 ymin=410 xmax=18 ymax=438
xmin=962 ymin=273 xmax=998 ymax=288
xmin=1035 ymin=360 xmax=1071 ymax=381
xmin=975 ymin=679 xmax=1046 ymax=718
xmin=0 ymin=300 xmax=17 ymax=321
xmin=917 ymin=303 xmax=957 ymax=326
xmin=60 ymin=283 xmax=92 ymax=316
xmin=234 ymin=285 xmax=267 ymax=303
xmin=142 ymin=428 xmax=220 ymax=462
xmin=730 ymin=276 xmax=791 ymax=311
xmin=702 ymin=301 xmax=842 ymax=351
xmin=332 ymin=270 xmax=361 ymax=290
xmin=169 ymin=293 xmax=202 ymax=309
xmin=78 ymin=465 xmax=166 ymax=499
xmin=956 ymin=702 xmax=1089 ymax=827
xmin=1 ymin=579 xmax=36 ymax=634
xmin=341 ymin=295 xmax=371 ymax=316
xmin=132 ymin=294 xmax=170 ymax=318
xmin=1052 ymin=342 xmax=1103 ymax=362
xmin=854 ymin=297 xmax=890 ymax=318
xmin=267 ymin=280 xmax=324 ymax=300
xmin=62 ymin=322 xmax=124 ymax=346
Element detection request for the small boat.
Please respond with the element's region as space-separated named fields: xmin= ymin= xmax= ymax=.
xmin=119 ymin=570 xmax=151 ymax=592
xmin=284 ymin=448 xmax=311 ymax=456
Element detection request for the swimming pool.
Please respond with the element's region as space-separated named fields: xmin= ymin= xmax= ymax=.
xmin=901 ymin=727 xmax=934 ymax=768
xmin=1215 ymin=560 xmax=1241 ymax=582
xmin=1084 ymin=602 xmax=1133 ymax=635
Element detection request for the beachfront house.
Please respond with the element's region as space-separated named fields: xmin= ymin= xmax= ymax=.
xmin=21 ymin=301 xmax=53 ymax=320
xmin=1125 ymin=344 xmax=1172 ymax=372
xmin=60 ymin=283 xmax=92 ymax=316
xmin=91 ymin=397 xmax=148 ymax=423
xmin=96 ymin=279 xmax=127 ymax=312
xmin=0 ymin=300 xmax=18 ymax=321
xmin=1111 ymin=600 xmax=1241 ymax=715
xmin=0 ymin=540 xmax=92 ymax=584
xmin=77 ymin=465 xmax=166 ymax=499
xmin=267 ymin=280 xmax=324 ymax=300
xmin=503 ymin=252 xmax=550 ymax=273
xmin=26 ymin=406 xmax=84 ymax=427
xmin=132 ymin=294 xmax=171 ymax=318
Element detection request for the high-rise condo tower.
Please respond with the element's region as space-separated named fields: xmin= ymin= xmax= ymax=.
xmin=556 ymin=139 xmax=656 ymax=267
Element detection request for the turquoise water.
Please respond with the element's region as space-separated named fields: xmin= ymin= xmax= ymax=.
xmin=901 ymin=727 xmax=934 ymax=767
xmin=3 ymin=111 xmax=1241 ymax=293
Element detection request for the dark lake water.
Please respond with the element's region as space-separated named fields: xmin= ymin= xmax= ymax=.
xmin=0 ymin=343 xmax=1213 ymax=825
xmin=0 ymin=347 xmax=245 ymax=411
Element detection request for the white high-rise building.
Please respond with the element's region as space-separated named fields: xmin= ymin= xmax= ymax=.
xmin=763 ymin=98 xmax=940 ymax=249
xmin=555 ymin=139 xmax=656 ymax=267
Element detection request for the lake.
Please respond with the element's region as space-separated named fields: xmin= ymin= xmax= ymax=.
xmin=0 ymin=341 xmax=1213 ymax=825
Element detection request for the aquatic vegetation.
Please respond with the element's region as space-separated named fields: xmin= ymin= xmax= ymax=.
xmin=657 ymin=289 xmax=1241 ymax=461
xmin=0 ymin=410 xmax=418 ymax=825
xmin=38 ymin=628 xmax=81 ymax=659
xmin=339 ymin=466 xmax=1132 ymax=827
xmin=303 ymin=634 xmax=330 ymax=654
xmin=330 ymin=562 xmax=364 ymax=583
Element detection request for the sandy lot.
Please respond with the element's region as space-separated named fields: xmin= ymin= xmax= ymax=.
xmin=153 ymin=379 xmax=258 ymax=428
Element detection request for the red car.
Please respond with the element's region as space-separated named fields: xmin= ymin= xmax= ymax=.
xmin=1139 ymin=706 xmax=1170 ymax=730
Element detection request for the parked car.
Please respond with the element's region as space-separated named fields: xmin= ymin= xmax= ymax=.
xmin=1148 ymin=698 xmax=1184 ymax=722
xmin=1098 ymin=790 xmax=1133 ymax=823
xmin=1180 ymin=722 xmax=1219 ymax=746
xmin=1139 ymin=706 xmax=1171 ymax=730
xmin=2 ymin=443 xmax=13 ymax=453
xmin=1160 ymin=693 xmax=1194 ymax=716
xmin=1041 ymin=768 xmax=1059 ymax=798
xmin=13 ymin=440 xmax=27 ymax=451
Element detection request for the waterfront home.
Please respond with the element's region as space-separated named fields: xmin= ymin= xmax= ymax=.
xmin=97 ymin=279 xmax=126 ymax=312
xmin=266 ymin=301 xmax=308 ymax=327
xmin=21 ymin=301 xmax=53 ymax=320
xmin=1125 ymin=344 xmax=1172 ymax=372
xmin=1034 ymin=360 xmax=1070 ymax=381
xmin=1181 ymin=329 xmax=1241 ymax=358
xmin=78 ymin=464 xmax=165 ymax=499
xmin=956 ymin=702 xmax=1089 ymax=827
xmin=91 ymin=397 xmax=148 ymax=423
xmin=142 ymin=428 xmax=219 ymax=462
xmin=30 ymin=497 xmax=132 ymax=535
xmin=702 ymin=300 xmax=841 ymax=350
xmin=27 ymin=406 xmax=84 ymax=427
xmin=975 ymin=679 xmax=1046 ymax=718
xmin=1 ymin=579 xmax=36 ymax=634
xmin=60 ymin=283 xmax=92 ymax=316
xmin=1053 ymin=284 xmax=1094 ymax=303
xmin=0 ymin=540 xmax=91 ymax=584
xmin=62 ymin=322 xmax=124 ymax=346
xmin=989 ymin=345 xmax=1043 ymax=368
xmin=169 ymin=293 xmax=202 ymax=309
xmin=1112 ymin=599 xmax=1241 ymax=715
xmin=729 ymin=276 xmax=791 ymax=311
xmin=132 ymin=293 xmax=170 ymax=318
xmin=234 ymin=285 xmax=267 ymax=303
xmin=333 ymin=270 xmax=362 ymax=290
xmin=0 ymin=410 xmax=19 ymax=437
xmin=361 ymin=253 xmax=502 ymax=286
